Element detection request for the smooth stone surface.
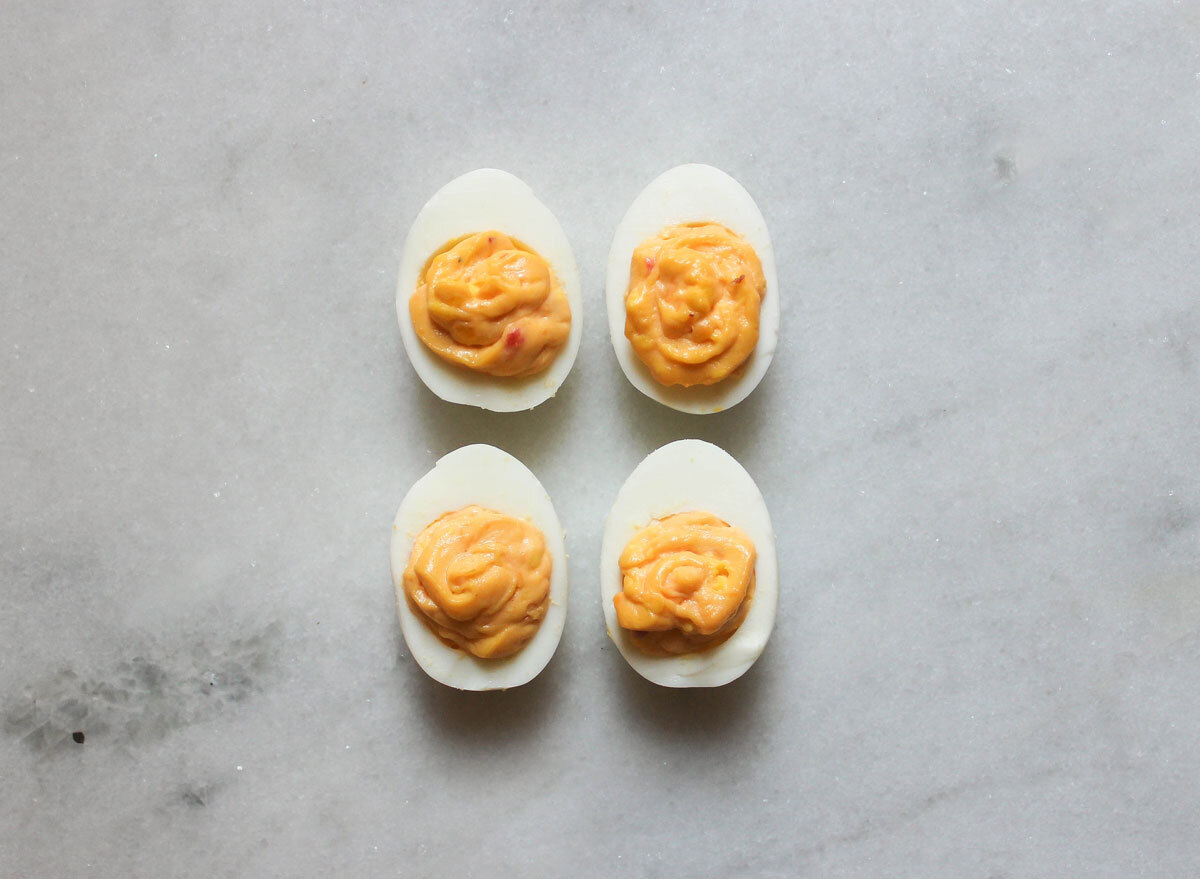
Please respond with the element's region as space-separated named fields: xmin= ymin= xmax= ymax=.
xmin=2 ymin=2 xmax=1197 ymax=876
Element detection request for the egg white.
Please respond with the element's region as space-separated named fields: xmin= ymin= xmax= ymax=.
xmin=600 ymin=439 xmax=777 ymax=687
xmin=397 ymin=169 xmax=582 ymax=412
xmin=391 ymin=444 xmax=568 ymax=690
xmin=605 ymin=164 xmax=779 ymax=414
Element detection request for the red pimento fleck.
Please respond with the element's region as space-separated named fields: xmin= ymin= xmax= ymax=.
xmin=505 ymin=326 xmax=524 ymax=349
xmin=644 ymin=257 xmax=656 ymax=271
xmin=488 ymin=236 xmax=494 ymax=244
xmin=733 ymin=274 xmax=745 ymax=284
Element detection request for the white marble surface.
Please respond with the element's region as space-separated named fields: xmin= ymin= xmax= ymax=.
xmin=2 ymin=1 xmax=1198 ymax=876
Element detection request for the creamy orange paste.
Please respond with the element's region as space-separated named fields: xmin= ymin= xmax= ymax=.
xmin=624 ymin=222 xmax=765 ymax=387
xmin=410 ymin=232 xmax=571 ymax=377
xmin=614 ymin=511 xmax=756 ymax=656
xmin=403 ymin=505 xmax=551 ymax=659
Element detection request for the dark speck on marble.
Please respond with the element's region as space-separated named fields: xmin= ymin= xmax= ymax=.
xmin=178 ymin=783 xmax=218 ymax=808
xmin=994 ymin=154 xmax=1017 ymax=181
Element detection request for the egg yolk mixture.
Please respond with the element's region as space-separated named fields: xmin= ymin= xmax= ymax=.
xmin=403 ymin=505 xmax=551 ymax=659
xmin=624 ymin=222 xmax=765 ymax=387
xmin=410 ymin=232 xmax=571 ymax=378
xmin=614 ymin=511 xmax=756 ymax=656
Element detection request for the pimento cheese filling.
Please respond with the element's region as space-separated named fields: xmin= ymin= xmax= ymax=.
xmin=404 ymin=505 xmax=551 ymax=659
xmin=411 ymin=232 xmax=571 ymax=378
xmin=624 ymin=222 xmax=764 ymax=387
xmin=614 ymin=511 xmax=755 ymax=656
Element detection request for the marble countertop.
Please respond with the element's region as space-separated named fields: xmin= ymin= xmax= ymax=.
xmin=2 ymin=2 xmax=1198 ymax=876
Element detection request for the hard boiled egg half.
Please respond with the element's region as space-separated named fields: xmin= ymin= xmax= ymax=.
xmin=601 ymin=439 xmax=777 ymax=687
xmin=398 ymin=169 xmax=582 ymax=411
xmin=605 ymin=164 xmax=779 ymax=414
xmin=391 ymin=444 xmax=567 ymax=690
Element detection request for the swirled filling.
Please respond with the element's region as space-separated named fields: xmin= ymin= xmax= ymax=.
xmin=403 ymin=506 xmax=551 ymax=659
xmin=614 ymin=511 xmax=756 ymax=656
xmin=624 ymin=222 xmax=765 ymax=387
xmin=410 ymin=232 xmax=571 ymax=377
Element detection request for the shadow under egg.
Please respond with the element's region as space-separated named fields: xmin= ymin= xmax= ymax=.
xmin=613 ymin=359 xmax=775 ymax=463
xmin=607 ymin=637 xmax=775 ymax=743
xmin=410 ymin=359 xmax=581 ymax=466
xmin=400 ymin=629 xmax=564 ymax=747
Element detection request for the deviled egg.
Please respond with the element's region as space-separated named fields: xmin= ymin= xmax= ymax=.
xmin=398 ymin=169 xmax=582 ymax=411
xmin=391 ymin=444 xmax=567 ymax=690
xmin=605 ymin=164 xmax=779 ymax=414
xmin=601 ymin=439 xmax=777 ymax=687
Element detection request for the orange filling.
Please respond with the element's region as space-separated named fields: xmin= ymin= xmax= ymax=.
xmin=624 ymin=222 xmax=765 ymax=387
xmin=410 ymin=232 xmax=571 ymax=377
xmin=403 ymin=506 xmax=551 ymax=659
xmin=614 ymin=511 xmax=756 ymax=656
